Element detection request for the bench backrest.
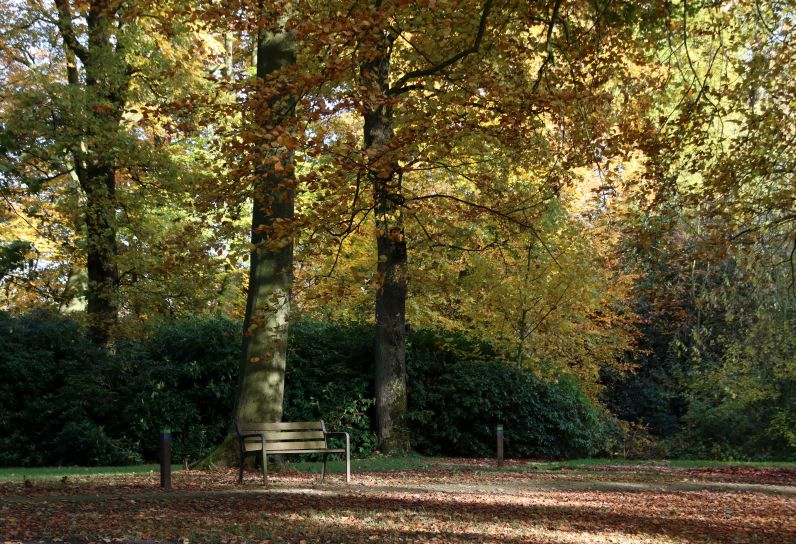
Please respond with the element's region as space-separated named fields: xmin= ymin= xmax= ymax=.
xmin=236 ymin=421 xmax=328 ymax=452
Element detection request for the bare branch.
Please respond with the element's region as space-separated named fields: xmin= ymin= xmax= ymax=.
xmin=525 ymin=279 xmax=571 ymax=336
xmin=406 ymin=192 xmax=548 ymax=225
xmin=319 ymin=208 xmax=373 ymax=280
xmin=405 ymin=192 xmax=562 ymax=268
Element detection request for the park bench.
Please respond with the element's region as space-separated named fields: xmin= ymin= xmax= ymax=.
xmin=235 ymin=420 xmax=350 ymax=484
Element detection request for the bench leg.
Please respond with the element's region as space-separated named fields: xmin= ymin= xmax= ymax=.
xmin=263 ymin=448 xmax=268 ymax=485
xmin=321 ymin=453 xmax=328 ymax=482
xmin=345 ymin=435 xmax=351 ymax=484
xmin=238 ymin=451 xmax=245 ymax=484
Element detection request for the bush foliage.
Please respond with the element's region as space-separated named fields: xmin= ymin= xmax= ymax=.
xmin=0 ymin=311 xmax=136 ymax=466
xmin=407 ymin=330 xmax=613 ymax=458
xmin=1 ymin=312 xmax=615 ymax=466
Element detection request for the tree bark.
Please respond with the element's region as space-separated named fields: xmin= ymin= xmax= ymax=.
xmin=224 ymin=31 xmax=234 ymax=79
xmin=362 ymin=30 xmax=410 ymax=454
xmin=233 ymin=29 xmax=296 ymax=425
xmin=82 ymin=164 xmax=120 ymax=348
xmin=56 ymin=0 xmax=127 ymax=349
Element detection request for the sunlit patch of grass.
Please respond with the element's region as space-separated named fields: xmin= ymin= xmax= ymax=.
xmin=0 ymin=464 xmax=182 ymax=481
xmin=525 ymin=458 xmax=662 ymax=470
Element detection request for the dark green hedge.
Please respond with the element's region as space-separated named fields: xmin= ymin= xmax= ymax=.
xmin=0 ymin=311 xmax=135 ymax=466
xmin=0 ymin=312 xmax=241 ymax=465
xmin=117 ymin=316 xmax=241 ymax=463
xmin=0 ymin=312 xmax=613 ymax=466
xmin=284 ymin=321 xmax=378 ymax=455
xmin=407 ymin=330 xmax=614 ymax=458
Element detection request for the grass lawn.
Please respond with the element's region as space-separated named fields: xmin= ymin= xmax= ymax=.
xmin=5 ymin=457 xmax=794 ymax=481
xmin=287 ymin=455 xmax=796 ymax=475
xmin=525 ymin=457 xmax=796 ymax=470
xmin=0 ymin=464 xmax=183 ymax=481
xmin=2 ymin=457 xmax=794 ymax=543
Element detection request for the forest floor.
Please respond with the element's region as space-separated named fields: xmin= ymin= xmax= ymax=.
xmin=1 ymin=458 xmax=794 ymax=543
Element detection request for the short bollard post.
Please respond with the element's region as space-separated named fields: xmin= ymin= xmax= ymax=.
xmin=496 ymin=424 xmax=504 ymax=467
xmin=160 ymin=427 xmax=172 ymax=489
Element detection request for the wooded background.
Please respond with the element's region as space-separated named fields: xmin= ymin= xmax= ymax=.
xmin=1 ymin=0 xmax=793 ymax=464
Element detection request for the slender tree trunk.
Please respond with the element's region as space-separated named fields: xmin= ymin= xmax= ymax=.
xmin=233 ymin=29 xmax=296 ymax=425
xmin=361 ymin=30 xmax=410 ymax=454
xmin=58 ymin=267 xmax=87 ymax=312
xmin=251 ymin=34 xmax=258 ymax=70
xmin=224 ymin=31 xmax=234 ymax=79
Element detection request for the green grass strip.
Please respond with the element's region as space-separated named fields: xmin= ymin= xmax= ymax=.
xmin=0 ymin=464 xmax=182 ymax=481
xmin=292 ymin=456 xmax=796 ymax=474
xmin=3 ymin=457 xmax=793 ymax=481
xmin=526 ymin=458 xmax=796 ymax=470
xmin=668 ymin=459 xmax=796 ymax=469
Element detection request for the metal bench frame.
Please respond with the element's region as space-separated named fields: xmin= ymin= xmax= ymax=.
xmin=235 ymin=420 xmax=350 ymax=484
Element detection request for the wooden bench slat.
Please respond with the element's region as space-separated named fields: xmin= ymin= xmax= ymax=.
xmin=263 ymin=440 xmax=328 ymax=451
xmin=242 ymin=430 xmax=325 ymax=441
xmin=243 ymin=442 xmax=342 ymax=453
xmin=243 ymin=444 xmax=346 ymax=454
xmin=238 ymin=421 xmax=324 ymax=431
xmin=258 ymin=448 xmax=347 ymax=454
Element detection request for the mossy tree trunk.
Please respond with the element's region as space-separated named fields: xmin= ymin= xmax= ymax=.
xmin=233 ymin=29 xmax=296 ymax=427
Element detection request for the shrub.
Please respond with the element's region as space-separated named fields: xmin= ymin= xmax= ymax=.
xmin=0 ymin=313 xmax=613 ymax=465
xmin=0 ymin=311 xmax=139 ymax=466
xmin=119 ymin=315 xmax=241 ymax=463
xmin=407 ymin=330 xmax=614 ymax=458
xmin=283 ymin=321 xmax=377 ymax=455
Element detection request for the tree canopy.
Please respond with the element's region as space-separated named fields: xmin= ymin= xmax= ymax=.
xmin=0 ymin=0 xmax=793 ymax=459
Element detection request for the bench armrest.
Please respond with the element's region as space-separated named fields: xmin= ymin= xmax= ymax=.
xmin=238 ymin=433 xmax=265 ymax=452
xmin=323 ymin=431 xmax=351 ymax=483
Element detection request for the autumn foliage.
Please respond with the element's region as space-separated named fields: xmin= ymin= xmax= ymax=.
xmin=0 ymin=0 xmax=794 ymax=464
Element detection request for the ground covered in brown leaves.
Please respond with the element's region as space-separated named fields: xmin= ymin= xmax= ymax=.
xmin=2 ymin=460 xmax=794 ymax=543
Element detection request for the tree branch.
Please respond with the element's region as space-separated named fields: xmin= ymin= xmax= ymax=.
xmin=532 ymin=0 xmax=563 ymax=93
xmin=407 ymin=191 xmax=549 ymax=221
xmin=410 ymin=211 xmax=502 ymax=253
xmin=54 ymin=0 xmax=88 ymax=64
xmin=388 ymin=0 xmax=494 ymax=96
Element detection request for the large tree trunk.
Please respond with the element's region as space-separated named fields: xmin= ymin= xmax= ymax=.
xmin=233 ymin=29 xmax=296 ymax=425
xmin=82 ymin=164 xmax=120 ymax=348
xmin=56 ymin=0 xmax=127 ymax=349
xmin=362 ymin=30 xmax=410 ymax=455
xmin=373 ymin=222 xmax=409 ymax=454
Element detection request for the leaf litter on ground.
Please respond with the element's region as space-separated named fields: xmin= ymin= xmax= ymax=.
xmin=1 ymin=460 xmax=794 ymax=543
